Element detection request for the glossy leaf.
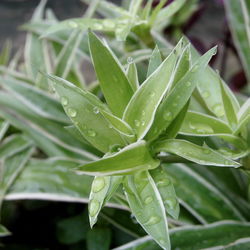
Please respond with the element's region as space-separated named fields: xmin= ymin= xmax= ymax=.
xmin=146 ymin=46 xmax=217 ymax=141
xmin=47 ymin=74 xmax=126 ymax=153
xmin=147 ymin=46 xmax=162 ymax=77
xmin=154 ymin=139 xmax=240 ymax=167
xmin=75 ymin=141 xmax=160 ymax=176
xmin=124 ymin=171 xmax=170 ymax=250
xmin=89 ymin=176 xmax=123 ymax=227
xmin=123 ymin=40 xmax=181 ymax=140
xmin=126 ymin=62 xmax=139 ymax=92
xmin=150 ymin=166 xmax=179 ymax=219
xmin=89 ymin=31 xmax=133 ymax=117
xmin=0 ymin=121 xmax=9 ymax=141
xmin=180 ymin=111 xmax=233 ymax=136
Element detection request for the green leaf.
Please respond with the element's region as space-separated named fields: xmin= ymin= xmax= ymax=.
xmin=180 ymin=111 xmax=233 ymax=136
xmin=0 ymin=135 xmax=32 ymax=159
xmin=47 ymin=74 xmax=126 ymax=153
xmin=100 ymin=109 xmax=136 ymax=142
xmin=87 ymin=227 xmax=111 ymax=250
xmin=154 ymin=139 xmax=240 ymax=167
xmin=114 ymin=221 xmax=250 ymax=250
xmin=0 ymin=40 xmax=12 ymax=66
xmin=146 ymin=46 xmax=217 ymax=141
xmin=75 ymin=141 xmax=160 ymax=176
xmin=219 ymin=78 xmax=238 ymax=129
xmin=150 ymin=166 xmax=179 ymax=219
xmin=164 ymin=101 xmax=189 ymax=139
xmin=0 ymin=224 xmax=11 ymax=237
xmin=88 ymin=31 xmax=133 ymax=117
xmin=153 ymin=0 xmax=186 ymax=29
xmin=89 ymin=176 xmax=123 ymax=227
xmin=54 ymin=30 xmax=83 ymax=79
xmin=147 ymin=46 xmax=162 ymax=77
xmin=0 ymin=121 xmax=9 ymax=141
xmin=166 ymin=164 xmax=245 ymax=222
xmin=123 ymin=41 xmax=181 ymax=140
xmin=1 ymin=76 xmax=69 ymax=123
xmin=126 ymin=62 xmax=139 ymax=92
xmin=124 ymin=171 xmax=170 ymax=250
xmin=225 ymin=0 xmax=250 ymax=82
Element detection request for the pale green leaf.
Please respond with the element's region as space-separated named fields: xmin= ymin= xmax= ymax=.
xmin=0 ymin=225 xmax=11 ymax=237
xmin=126 ymin=62 xmax=139 ymax=92
xmin=123 ymin=40 xmax=182 ymax=140
xmin=150 ymin=166 xmax=179 ymax=220
xmin=47 ymin=74 xmax=126 ymax=153
xmin=124 ymin=171 xmax=170 ymax=250
xmin=146 ymin=46 xmax=217 ymax=141
xmin=89 ymin=31 xmax=133 ymax=117
xmin=75 ymin=141 xmax=160 ymax=176
xmin=180 ymin=111 xmax=233 ymax=136
xmin=147 ymin=45 xmax=162 ymax=78
xmin=154 ymin=139 xmax=240 ymax=167
xmin=0 ymin=121 xmax=9 ymax=141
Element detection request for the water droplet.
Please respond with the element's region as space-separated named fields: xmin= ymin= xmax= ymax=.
xmin=141 ymin=120 xmax=145 ymax=126
xmin=87 ymin=129 xmax=96 ymax=137
xmin=134 ymin=120 xmax=140 ymax=127
xmin=157 ymin=178 xmax=170 ymax=187
xmin=68 ymin=21 xmax=78 ymax=28
xmin=108 ymin=124 xmax=113 ymax=129
xmin=142 ymin=110 xmax=146 ymax=116
xmin=165 ymin=198 xmax=177 ymax=209
xmin=89 ymin=199 xmax=100 ymax=217
xmin=68 ymin=108 xmax=77 ymax=117
xmin=103 ymin=20 xmax=115 ymax=29
xmin=159 ymin=238 xmax=166 ymax=246
xmin=92 ymin=177 xmax=105 ymax=193
xmin=150 ymin=92 xmax=155 ymax=97
xmin=144 ymin=216 xmax=160 ymax=226
xmin=186 ymin=81 xmax=191 ymax=87
xmin=93 ymin=106 xmax=99 ymax=114
xmin=212 ymin=104 xmax=225 ymax=117
xmin=163 ymin=111 xmax=173 ymax=121
xmin=202 ymin=91 xmax=210 ymax=98
xmin=144 ymin=196 xmax=153 ymax=204
xmin=191 ymin=65 xmax=198 ymax=72
xmin=61 ymin=96 xmax=68 ymax=106
xmin=127 ymin=57 xmax=133 ymax=64
xmin=109 ymin=144 xmax=122 ymax=153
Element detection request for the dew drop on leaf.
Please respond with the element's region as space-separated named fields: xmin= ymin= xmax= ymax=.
xmin=92 ymin=177 xmax=106 ymax=193
xmin=165 ymin=198 xmax=177 ymax=209
xmin=144 ymin=216 xmax=161 ymax=226
xmin=157 ymin=178 xmax=170 ymax=187
xmin=163 ymin=111 xmax=173 ymax=121
xmin=87 ymin=129 xmax=96 ymax=137
xmin=93 ymin=106 xmax=99 ymax=114
xmin=212 ymin=104 xmax=225 ymax=117
xmin=202 ymin=91 xmax=210 ymax=98
xmin=89 ymin=199 xmax=100 ymax=217
xmin=150 ymin=92 xmax=156 ymax=97
xmin=144 ymin=196 xmax=153 ymax=205
xmin=67 ymin=108 xmax=77 ymax=117
xmin=134 ymin=120 xmax=140 ymax=127
xmin=61 ymin=96 xmax=68 ymax=106
xmin=186 ymin=81 xmax=191 ymax=87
